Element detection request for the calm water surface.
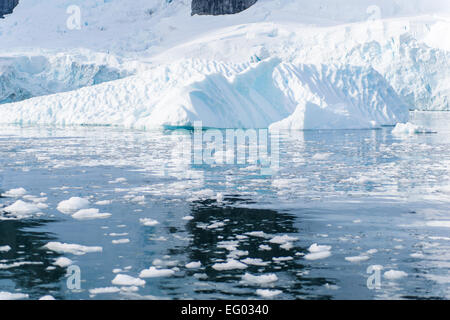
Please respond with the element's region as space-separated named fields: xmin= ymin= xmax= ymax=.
xmin=0 ymin=125 xmax=449 ymax=300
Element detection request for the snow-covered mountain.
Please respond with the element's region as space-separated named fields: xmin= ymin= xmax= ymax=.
xmin=0 ymin=0 xmax=449 ymax=129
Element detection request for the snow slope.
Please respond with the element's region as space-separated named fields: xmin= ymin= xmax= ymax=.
xmin=0 ymin=0 xmax=449 ymax=129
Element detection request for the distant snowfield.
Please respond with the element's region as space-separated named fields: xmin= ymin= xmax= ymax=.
xmin=0 ymin=0 xmax=449 ymax=129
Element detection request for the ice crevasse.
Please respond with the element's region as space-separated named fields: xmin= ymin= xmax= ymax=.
xmin=0 ymin=58 xmax=408 ymax=130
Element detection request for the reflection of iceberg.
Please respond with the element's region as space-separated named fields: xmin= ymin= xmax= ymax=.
xmin=410 ymin=110 xmax=450 ymax=132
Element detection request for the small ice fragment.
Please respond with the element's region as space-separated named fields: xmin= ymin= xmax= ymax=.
xmin=3 ymin=188 xmax=27 ymax=197
xmin=112 ymin=239 xmax=130 ymax=244
xmin=43 ymin=242 xmax=102 ymax=255
xmin=241 ymin=273 xmax=278 ymax=285
xmin=384 ymin=270 xmax=408 ymax=280
xmin=212 ymin=259 xmax=247 ymax=271
xmin=139 ymin=218 xmax=159 ymax=226
xmin=0 ymin=245 xmax=11 ymax=252
xmin=57 ymin=197 xmax=90 ymax=214
xmin=111 ymin=274 xmax=145 ymax=286
xmin=139 ymin=267 xmax=175 ymax=278
xmin=72 ymin=208 xmax=111 ymax=220
xmin=256 ymin=289 xmax=282 ymax=298
xmin=53 ymin=257 xmax=73 ymax=268
xmin=185 ymin=261 xmax=202 ymax=269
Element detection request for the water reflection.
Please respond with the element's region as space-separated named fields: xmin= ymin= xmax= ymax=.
xmin=0 ymin=219 xmax=66 ymax=299
xmin=179 ymin=198 xmax=336 ymax=299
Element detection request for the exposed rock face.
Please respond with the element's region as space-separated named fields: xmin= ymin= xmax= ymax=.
xmin=0 ymin=0 xmax=18 ymax=18
xmin=192 ymin=0 xmax=257 ymax=16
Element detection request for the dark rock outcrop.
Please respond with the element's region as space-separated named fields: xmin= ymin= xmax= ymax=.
xmin=0 ymin=0 xmax=18 ymax=18
xmin=192 ymin=0 xmax=257 ymax=16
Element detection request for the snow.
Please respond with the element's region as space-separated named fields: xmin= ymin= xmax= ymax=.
xmin=3 ymin=200 xmax=41 ymax=217
xmin=43 ymin=242 xmax=102 ymax=255
xmin=212 ymin=259 xmax=248 ymax=271
xmin=2 ymin=188 xmax=27 ymax=197
xmin=384 ymin=270 xmax=408 ymax=280
xmin=72 ymin=208 xmax=112 ymax=220
xmin=53 ymin=257 xmax=73 ymax=268
xmin=112 ymin=274 xmax=145 ymax=287
xmin=139 ymin=267 xmax=175 ymax=278
xmin=0 ymin=0 xmax=448 ymax=130
xmin=57 ymin=197 xmax=90 ymax=214
xmin=0 ymin=291 xmax=29 ymax=300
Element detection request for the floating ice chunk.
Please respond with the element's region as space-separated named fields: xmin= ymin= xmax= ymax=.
xmin=72 ymin=208 xmax=111 ymax=220
xmin=139 ymin=218 xmax=159 ymax=226
xmin=269 ymin=235 xmax=298 ymax=245
xmin=256 ymin=289 xmax=282 ymax=298
xmin=216 ymin=192 xmax=224 ymax=203
xmin=246 ymin=231 xmax=271 ymax=238
xmin=392 ymin=123 xmax=434 ymax=136
xmin=207 ymin=221 xmax=225 ymax=229
xmin=312 ymin=153 xmax=332 ymax=161
xmin=0 ymin=292 xmax=29 ymax=300
xmin=241 ymin=273 xmax=278 ymax=285
xmin=259 ymin=245 xmax=272 ymax=251
xmin=0 ymin=245 xmax=11 ymax=253
xmin=182 ymin=216 xmax=194 ymax=221
xmin=308 ymin=243 xmax=332 ymax=253
xmin=108 ymin=178 xmax=127 ymax=184
xmin=185 ymin=261 xmax=202 ymax=269
xmin=304 ymin=243 xmax=332 ymax=260
xmin=410 ymin=252 xmax=425 ymax=258
xmin=3 ymin=200 xmax=41 ymax=217
xmin=212 ymin=259 xmax=247 ymax=271
xmin=345 ymin=255 xmax=370 ymax=263
xmin=273 ymin=256 xmax=293 ymax=262
xmin=39 ymin=295 xmax=56 ymax=300
xmin=112 ymin=239 xmax=130 ymax=244
xmin=57 ymin=197 xmax=90 ymax=214
xmin=43 ymin=242 xmax=102 ymax=255
xmin=139 ymin=267 xmax=175 ymax=278
xmin=109 ymin=233 xmax=129 ymax=237
xmin=2 ymin=188 xmax=27 ymax=197
xmin=53 ymin=257 xmax=73 ymax=268
xmin=384 ymin=270 xmax=408 ymax=280
xmin=241 ymin=258 xmax=270 ymax=266
xmin=305 ymin=251 xmax=332 ymax=260
xmin=131 ymin=195 xmax=145 ymax=203
xmin=112 ymin=274 xmax=145 ymax=286
xmin=426 ymin=221 xmax=450 ymax=228
xmin=96 ymin=200 xmax=112 ymax=205
xmin=89 ymin=287 xmax=120 ymax=295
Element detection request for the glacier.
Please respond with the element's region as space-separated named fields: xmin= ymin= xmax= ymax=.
xmin=0 ymin=0 xmax=449 ymax=129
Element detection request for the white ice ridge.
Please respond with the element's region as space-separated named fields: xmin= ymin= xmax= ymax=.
xmin=0 ymin=59 xmax=408 ymax=129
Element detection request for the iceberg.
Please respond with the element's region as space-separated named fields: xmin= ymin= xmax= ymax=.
xmin=0 ymin=0 xmax=448 ymax=129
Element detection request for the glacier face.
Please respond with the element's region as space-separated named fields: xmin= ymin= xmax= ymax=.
xmin=0 ymin=0 xmax=448 ymax=129
xmin=0 ymin=52 xmax=133 ymax=104
xmin=0 ymin=59 xmax=408 ymax=129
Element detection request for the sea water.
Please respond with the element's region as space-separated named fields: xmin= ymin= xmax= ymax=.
xmin=0 ymin=125 xmax=449 ymax=300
